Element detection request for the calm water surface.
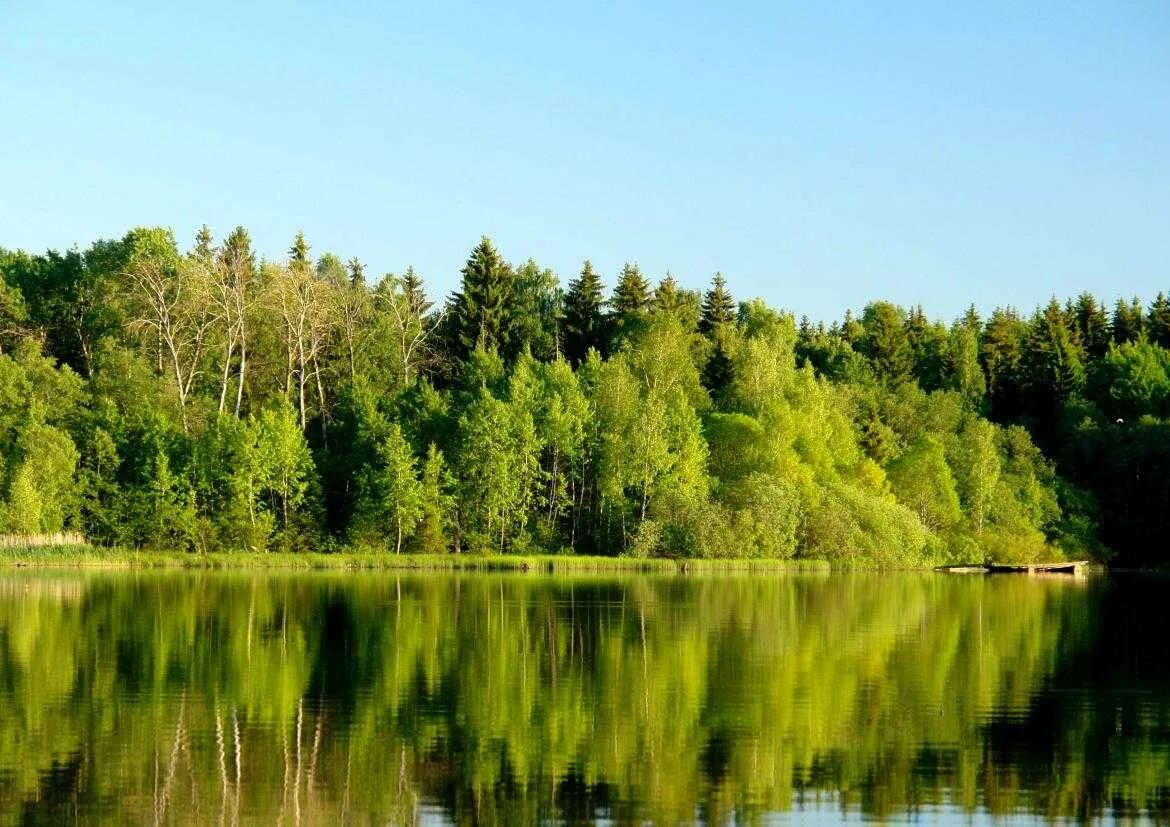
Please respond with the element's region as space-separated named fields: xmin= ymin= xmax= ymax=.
xmin=0 ymin=571 xmax=1166 ymax=824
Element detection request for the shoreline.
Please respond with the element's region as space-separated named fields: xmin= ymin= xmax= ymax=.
xmin=0 ymin=546 xmax=847 ymax=573
xmin=0 ymin=546 xmax=1127 ymax=574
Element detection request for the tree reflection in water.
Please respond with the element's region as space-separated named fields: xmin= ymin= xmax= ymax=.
xmin=0 ymin=572 xmax=1165 ymax=824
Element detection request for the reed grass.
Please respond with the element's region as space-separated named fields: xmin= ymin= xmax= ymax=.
xmin=0 ymin=545 xmax=837 ymax=573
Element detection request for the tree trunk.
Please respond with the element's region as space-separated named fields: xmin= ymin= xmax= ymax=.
xmin=235 ymin=336 xmax=247 ymax=418
xmin=218 ymin=337 xmax=234 ymax=414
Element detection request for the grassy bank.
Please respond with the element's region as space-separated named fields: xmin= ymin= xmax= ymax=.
xmin=0 ymin=545 xmax=839 ymax=573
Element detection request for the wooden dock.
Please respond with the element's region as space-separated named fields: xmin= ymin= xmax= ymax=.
xmin=936 ymin=561 xmax=1089 ymax=575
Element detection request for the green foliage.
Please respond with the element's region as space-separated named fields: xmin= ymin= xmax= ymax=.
xmin=448 ymin=236 xmax=516 ymax=362
xmin=255 ymin=403 xmax=315 ymax=547
xmin=609 ymin=262 xmax=651 ymax=349
xmin=886 ymin=435 xmax=961 ymax=533
xmin=698 ymin=272 xmax=735 ymax=336
xmin=359 ymin=423 xmax=424 ymax=553
xmin=3 ymin=225 xmax=1155 ymax=563
xmin=562 ymin=260 xmax=606 ymax=364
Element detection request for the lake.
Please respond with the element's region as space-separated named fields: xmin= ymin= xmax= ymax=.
xmin=0 ymin=570 xmax=1165 ymax=824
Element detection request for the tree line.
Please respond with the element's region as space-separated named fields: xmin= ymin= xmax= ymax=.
xmin=0 ymin=226 xmax=1163 ymax=562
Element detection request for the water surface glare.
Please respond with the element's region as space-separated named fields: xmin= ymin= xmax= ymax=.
xmin=0 ymin=570 xmax=1166 ymax=824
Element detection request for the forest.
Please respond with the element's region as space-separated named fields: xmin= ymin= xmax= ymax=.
xmin=0 ymin=226 xmax=1165 ymax=565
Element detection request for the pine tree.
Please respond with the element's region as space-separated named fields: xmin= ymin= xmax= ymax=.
xmin=609 ymin=262 xmax=651 ymax=349
xmin=654 ymin=273 xmax=682 ymax=314
xmin=401 ymin=266 xmax=431 ymax=317
xmin=1148 ymin=292 xmax=1170 ymax=348
xmin=193 ymin=224 xmax=215 ymax=263
xmin=1021 ymin=298 xmax=1085 ymax=418
xmin=1112 ymin=297 xmax=1144 ymax=344
xmin=611 ymin=263 xmax=650 ymax=318
xmin=860 ymin=302 xmax=913 ymax=385
xmin=288 ymin=231 xmax=311 ymax=268
xmin=562 ymin=260 xmax=605 ymax=364
xmin=347 ymin=257 xmax=365 ymax=287
xmin=221 ymin=226 xmax=254 ymax=267
xmin=701 ymin=339 xmax=734 ymax=402
xmin=981 ymin=307 xmax=1027 ymax=420
xmin=449 ymin=237 xmax=515 ymax=362
xmin=1072 ymin=293 xmax=1110 ymax=358
xmin=699 ymin=273 xmax=735 ymax=336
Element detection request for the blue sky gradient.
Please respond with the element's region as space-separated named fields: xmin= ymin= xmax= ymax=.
xmin=2 ymin=1 xmax=1167 ymax=321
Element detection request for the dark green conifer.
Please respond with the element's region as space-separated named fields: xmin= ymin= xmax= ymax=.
xmin=609 ymin=262 xmax=651 ymax=348
xmin=1147 ymin=292 xmax=1170 ymax=347
xmin=450 ymin=237 xmax=515 ymax=361
xmin=562 ymin=260 xmax=605 ymax=364
xmin=699 ymin=273 xmax=735 ymax=336
xmin=288 ymin=231 xmax=311 ymax=268
xmin=347 ymin=257 xmax=365 ymax=287
xmin=1112 ymin=297 xmax=1144 ymax=343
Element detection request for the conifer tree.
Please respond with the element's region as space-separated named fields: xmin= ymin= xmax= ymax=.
xmin=1021 ymin=298 xmax=1085 ymax=418
xmin=562 ymin=260 xmax=605 ymax=364
xmin=611 ymin=263 xmax=650 ymax=318
xmin=1148 ymin=292 xmax=1170 ymax=348
xmin=193 ymin=224 xmax=215 ymax=263
xmin=1072 ymin=293 xmax=1110 ymax=358
xmin=401 ymin=266 xmax=431 ymax=317
xmin=449 ymin=237 xmax=515 ymax=362
xmin=288 ymin=231 xmax=311 ymax=269
xmin=609 ymin=262 xmax=651 ymax=348
xmin=654 ymin=273 xmax=677 ymax=308
xmin=699 ymin=273 xmax=736 ymax=336
xmin=860 ymin=302 xmax=913 ymax=385
xmin=347 ymin=257 xmax=365 ymax=287
xmin=1112 ymin=297 xmax=1144 ymax=343
xmin=647 ymin=276 xmax=703 ymax=330
xmin=702 ymin=339 xmax=734 ymax=402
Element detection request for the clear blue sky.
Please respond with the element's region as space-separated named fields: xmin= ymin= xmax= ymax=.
xmin=2 ymin=1 xmax=1167 ymax=322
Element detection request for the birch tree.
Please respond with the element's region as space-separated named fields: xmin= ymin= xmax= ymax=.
xmin=123 ymin=229 xmax=218 ymax=432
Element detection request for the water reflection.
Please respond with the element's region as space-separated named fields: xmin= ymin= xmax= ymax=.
xmin=0 ymin=572 xmax=1165 ymax=823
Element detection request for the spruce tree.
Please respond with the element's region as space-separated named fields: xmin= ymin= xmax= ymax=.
xmin=221 ymin=226 xmax=254 ymax=269
xmin=1021 ymin=298 xmax=1085 ymax=418
xmin=288 ymin=231 xmax=311 ymax=268
xmin=193 ymin=224 xmax=215 ymax=263
xmin=860 ymin=302 xmax=913 ymax=385
xmin=981 ymin=307 xmax=1026 ymax=420
xmin=1112 ymin=297 xmax=1144 ymax=343
xmin=611 ymin=263 xmax=651 ymax=318
xmin=562 ymin=260 xmax=605 ymax=364
xmin=1072 ymin=293 xmax=1110 ymax=358
xmin=701 ymin=339 xmax=734 ymax=402
xmin=1148 ymin=292 xmax=1170 ymax=348
xmin=401 ymin=266 xmax=431 ymax=317
xmin=347 ymin=257 xmax=365 ymax=287
xmin=450 ymin=236 xmax=515 ymax=362
xmin=699 ymin=272 xmax=735 ymax=335
xmin=609 ymin=262 xmax=651 ymax=348
xmin=654 ymin=273 xmax=680 ymax=314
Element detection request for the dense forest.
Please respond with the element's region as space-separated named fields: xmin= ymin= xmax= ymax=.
xmin=0 ymin=227 xmax=1165 ymax=564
